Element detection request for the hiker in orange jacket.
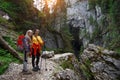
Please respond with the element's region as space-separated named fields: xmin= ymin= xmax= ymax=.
xmin=31 ymin=29 xmax=44 ymax=71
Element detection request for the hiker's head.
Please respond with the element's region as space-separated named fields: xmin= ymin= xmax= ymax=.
xmin=34 ymin=29 xmax=40 ymax=36
xmin=26 ymin=30 xmax=33 ymax=37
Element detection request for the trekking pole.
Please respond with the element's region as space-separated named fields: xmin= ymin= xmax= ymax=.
xmin=42 ymin=43 xmax=47 ymax=71
xmin=39 ymin=51 xmax=43 ymax=74
xmin=45 ymin=56 xmax=47 ymax=71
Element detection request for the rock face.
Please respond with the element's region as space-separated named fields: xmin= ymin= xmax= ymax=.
xmin=42 ymin=31 xmax=64 ymax=49
xmin=81 ymin=44 xmax=120 ymax=80
xmin=66 ymin=0 xmax=104 ymax=47
xmin=42 ymin=51 xmax=55 ymax=58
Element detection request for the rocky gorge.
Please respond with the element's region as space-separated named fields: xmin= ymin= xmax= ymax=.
xmin=0 ymin=0 xmax=120 ymax=80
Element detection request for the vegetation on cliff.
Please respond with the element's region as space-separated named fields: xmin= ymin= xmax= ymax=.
xmin=89 ymin=0 xmax=120 ymax=53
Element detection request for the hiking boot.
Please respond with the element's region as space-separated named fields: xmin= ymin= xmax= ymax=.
xmin=22 ymin=70 xmax=32 ymax=75
xmin=36 ymin=66 xmax=40 ymax=70
xmin=32 ymin=67 xmax=38 ymax=72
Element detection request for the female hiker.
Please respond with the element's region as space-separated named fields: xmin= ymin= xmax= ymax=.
xmin=31 ymin=29 xmax=44 ymax=71
xmin=22 ymin=30 xmax=33 ymax=74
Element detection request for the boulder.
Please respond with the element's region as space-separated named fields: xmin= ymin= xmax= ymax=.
xmin=81 ymin=44 xmax=120 ymax=80
xmin=0 ymin=10 xmax=10 ymax=20
xmin=52 ymin=69 xmax=79 ymax=80
xmin=50 ymin=53 xmax=74 ymax=63
xmin=42 ymin=51 xmax=55 ymax=58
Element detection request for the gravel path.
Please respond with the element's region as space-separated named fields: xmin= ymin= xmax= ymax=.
xmin=0 ymin=58 xmax=63 ymax=80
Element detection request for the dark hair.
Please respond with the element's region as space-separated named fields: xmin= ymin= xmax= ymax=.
xmin=33 ymin=29 xmax=39 ymax=35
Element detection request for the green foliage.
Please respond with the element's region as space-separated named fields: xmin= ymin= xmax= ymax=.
xmin=60 ymin=60 xmax=74 ymax=70
xmin=0 ymin=0 xmax=20 ymax=18
xmin=0 ymin=48 xmax=19 ymax=75
xmin=105 ymin=0 xmax=120 ymax=51
xmin=89 ymin=15 xmax=94 ymax=25
xmin=88 ymin=0 xmax=120 ymax=52
xmin=3 ymin=36 xmax=16 ymax=49
xmin=81 ymin=64 xmax=93 ymax=80
xmin=88 ymin=0 xmax=111 ymax=13
xmin=80 ymin=59 xmax=93 ymax=80
xmin=0 ymin=35 xmax=23 ymax=74
xmin=88 ymin=0 xmax=97 ymax=9
xmin=0 ymin=0 xmax=42 ymax=30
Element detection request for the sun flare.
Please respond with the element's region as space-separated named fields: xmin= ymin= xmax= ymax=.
xmin=33 ymin=0 xmax=57 ymax=13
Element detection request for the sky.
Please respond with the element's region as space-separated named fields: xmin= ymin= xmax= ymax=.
xmin=33 ymin=0 xmax=57 ymax=13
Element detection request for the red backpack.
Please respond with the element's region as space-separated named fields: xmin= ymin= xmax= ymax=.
xmin=17 ymin=34 xmax=25 ymax=52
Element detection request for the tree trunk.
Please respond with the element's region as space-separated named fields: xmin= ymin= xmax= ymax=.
xmin=0 ymin=36 xmax=23 ymax=62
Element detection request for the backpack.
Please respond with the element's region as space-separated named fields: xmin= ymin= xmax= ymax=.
xmin=17 ymin=34 xmax=25 ymax=52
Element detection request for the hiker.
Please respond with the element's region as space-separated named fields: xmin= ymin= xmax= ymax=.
xmin=22 ymin=30 xmax=33 ymax=74
xmin=31 ymin=29 xmax=44 ymax=71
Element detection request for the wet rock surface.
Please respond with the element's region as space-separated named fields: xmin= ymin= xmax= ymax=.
xmin=81 ymin=44 xmax=120 ymax=80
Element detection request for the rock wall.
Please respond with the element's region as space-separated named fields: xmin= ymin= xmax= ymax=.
xmin=81 ymin=44 xmax=120 ymax=80
xmin=68 ymin=0 xmax=114 ymax=50
xmin=66 ymin=0 xmax=104 ymax=48
xmin=41 ymin=30 xmax=64 ymax=49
